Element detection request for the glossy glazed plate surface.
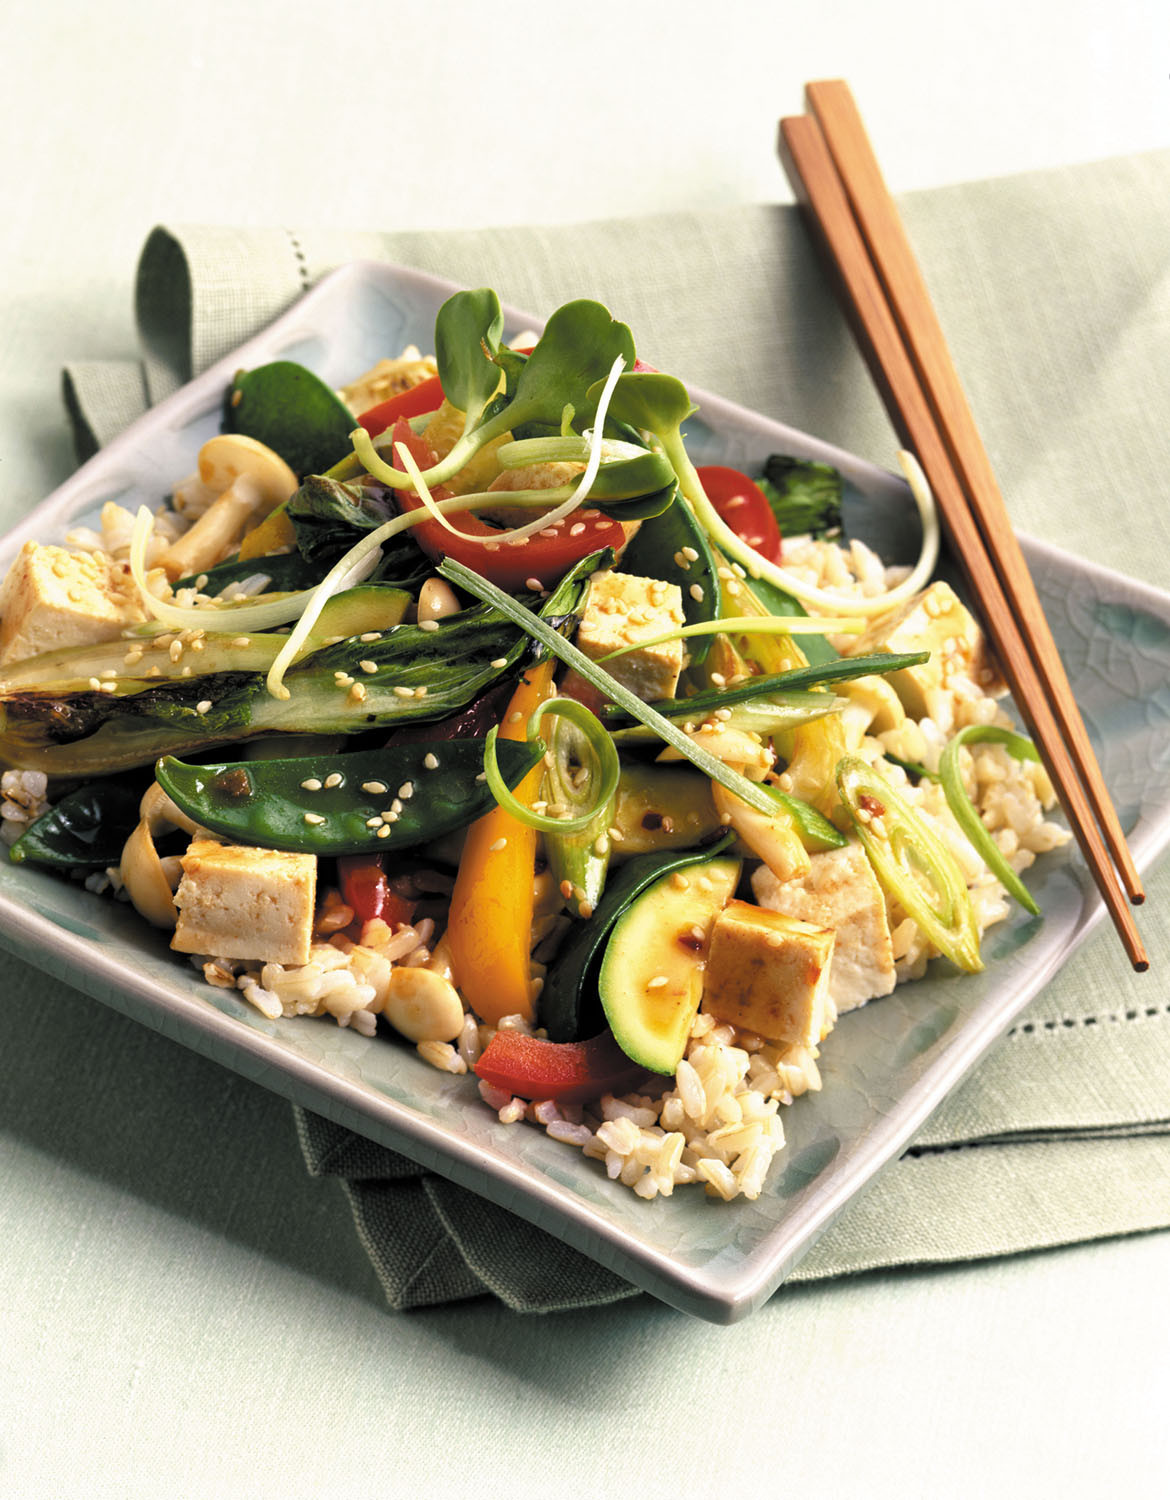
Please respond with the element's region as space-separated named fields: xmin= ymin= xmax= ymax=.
xmin=3 ymin=261 xmax=1169 ymax=1323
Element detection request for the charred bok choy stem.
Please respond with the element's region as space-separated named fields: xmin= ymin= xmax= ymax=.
xmin=940 ymin=725 xmax=1043 ymax=916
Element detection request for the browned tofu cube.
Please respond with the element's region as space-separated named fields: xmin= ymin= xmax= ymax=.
xmin=171 ymin=839 xmax=317 ymax=967
xmin=701 ymin=899 xmax=835 ymax=1047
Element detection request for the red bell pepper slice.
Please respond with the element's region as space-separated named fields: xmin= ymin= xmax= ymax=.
xmin=474 ymin=1029 xmax=650 ymax=1106
xmin=337 ymin=854 xmax=417 ymax=929
xmin=696 ymin=464 xmax=783 ymax=564
xmin=386 ymin=420 xmax=626 ymax=590
xmin=357 ymin=375 xmax=446 ymax=437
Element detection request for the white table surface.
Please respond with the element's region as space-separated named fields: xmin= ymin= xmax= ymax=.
xmin=2 ymin=3 xmax=1169 ymax=1496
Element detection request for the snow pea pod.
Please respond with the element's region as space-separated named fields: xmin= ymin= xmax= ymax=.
xmin=155 ymin=737 xmax=543 ymax=856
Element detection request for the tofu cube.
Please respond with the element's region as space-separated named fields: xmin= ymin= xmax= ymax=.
xmin=752 ymin=841 xmax=896 ymax=1013
xmin=0 ymin=541 xmax=147 ymax=665
xmin=701 ymin=899 xmax=835 ymax=1047
xmin=171 ymin=839 xmax=317 ymax=967
xmin=574 ymin=571 xmax=686 ymax=703
xmin=847 ymin=580 xmax=1003 ymax=730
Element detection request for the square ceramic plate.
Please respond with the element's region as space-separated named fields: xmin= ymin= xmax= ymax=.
xmin=3 ymin=261 xmax=1169 ymax=1323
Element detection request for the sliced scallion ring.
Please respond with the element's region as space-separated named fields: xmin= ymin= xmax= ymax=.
xmin=483 ymin=697 xmax=619 ymax=834
xmin=837 ymin=755 xmax=983 ymax=972
xmin=939 ymin=726 xmax=1042 ymax=916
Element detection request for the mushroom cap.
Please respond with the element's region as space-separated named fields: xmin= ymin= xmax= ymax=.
xmin=197 ymin=434 xmax=298 ymax=504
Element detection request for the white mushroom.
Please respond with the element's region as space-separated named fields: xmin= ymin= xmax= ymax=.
xmin=157 ymin=435 xmax=298 ymax=582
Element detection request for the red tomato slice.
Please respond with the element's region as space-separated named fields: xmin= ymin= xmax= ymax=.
xmin=357 ymin=375 xmax=445 ymax=437
xmin=474 ymin=1030 xmax=650 ymax=1105
xmin=696 ymin=464 xmax=782 ymax=563
xmin=337 ymin=854 xmax=417 ymax=928
xmin=386 ymin=419 xmax=626 ymax=590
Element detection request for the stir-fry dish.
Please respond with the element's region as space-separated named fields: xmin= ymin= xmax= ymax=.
xmin=0 ymin=291 xmax=1069 ymax=1201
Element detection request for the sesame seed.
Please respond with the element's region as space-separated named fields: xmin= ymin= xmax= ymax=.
xmin=397 ymin=782 xmax=414 ymax=799
xmin=559 ymin=880 xmax=574 ymax=899
xmin=88 ymin=677 xmax=101 ymax=691
xmin=508 ymin=710 xmax=523 ymax=724
xmin=608 ymin=826 xmax=625 ymax=843
xmin=392 ymin=685 xmax=414 ymax=697
xmin=232 ymin=636 xmax=251 ymax=648
xmin=525 ymin=578 xmax=543 ymax=592
xmin=377 ymin=825 xmax=391 ymax=838
xmin=577 ymin=900 xmax=594 ymax=919
xmin=670 ymin=872 xmax=690 ymax=890
xmin=593 ymin=835 xmax=608 ymax=857
xmin=324 ymin=773 xmax=343 ymax=788
xmin=169 ymin=640 xmax=184 ymax=662
xmin=714 ymin=707 xmax=732 ymax=720
xmin=99 ymin=682 xmax=117 ymax=695
xmin=731 ymin=561 xmax=746 ymax=578
xmin=196 ymin=699 xmax=212 ymax=714
xmin=423 ymin=752 xmax=440 ymax=771
xmin=490 ymin=657 xmax=507 ymax=669
xmin=646 ymin=975 xmax=669 ymax=990
xmin=475 ymin=772 xmax=487 ymax=783
xmin=362 ymin=780 xmax=387 ymax=795
xmin=303 ymin=812 xmax=326 ymax=826
xmin=365 ymin=816 xmax=384 ymax=828
xmin=719 ymin=812 xmax=733 ymax=825
xmin=301 ymin=778 xmax=322 ymax=791
xmin=419 ymin=618 xmax=440 ymax=632
xmin=359 ymin=659 xmax=378 ymax=674
xmin=539 ymin=527 xmax=559 ymax=539
xmin=710 ymin=672 xmax=727 ymax=687
xmin=489 ymin=837 xmax=508 ymax=853
xmin=416 ymin=686 xmax=428 ymax=697
xmin=570 ymin=523 xmax=586 ymax=537
xmin=681 ymin=546 xmax=699 ymax=561
xmin=689 ymin=584 xmax=704 ymax=601
xmin=359 ymin=632 xmax=381 ymax=643
xmin=348 ymin=683 xmax=367 ymax=703
xmin=123 ymin=649 xmax=143 ymax=666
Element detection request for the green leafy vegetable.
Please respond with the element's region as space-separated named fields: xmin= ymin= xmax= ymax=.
xmin=362 ymin=298 xmax=636 ymax=491
xmin=9 ymin=780 xmax=142 ymax=870
xmin=224 ymin=361 xmax=356 ymax=475
xmin=0 ymin=559 xmax=597 ymax=776
xmin=757 ymin=455 xmax=843 ymax=538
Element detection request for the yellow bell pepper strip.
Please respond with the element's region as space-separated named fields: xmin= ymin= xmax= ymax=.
xmin=445 ymin=658 xmax=556 ymax=1025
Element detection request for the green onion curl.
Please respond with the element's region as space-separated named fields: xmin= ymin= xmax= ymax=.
xmin=939 ymin=726 xmax=1042 ymax=916
xmin=483 ymin=696 xmax=620 ymax=835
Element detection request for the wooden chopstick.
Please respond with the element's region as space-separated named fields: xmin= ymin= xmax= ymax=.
xmin=777 ymin=100 xmax=1148 ymax=970
xmin=804 ymin=78 xmax=1145 ymax=909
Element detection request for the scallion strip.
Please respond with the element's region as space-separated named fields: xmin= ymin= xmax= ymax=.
xmin=483 ymin=697 xmax=619 ymax=834
xmin=837 ymin=755 xmax=983 ymax=972
xmin=939 ymin=726 xmax=1042 ymax=916
xmin=438 ymin=557 xmax=778 ymax=817
xmin=597 ymin=612 xmax=866 ymax=662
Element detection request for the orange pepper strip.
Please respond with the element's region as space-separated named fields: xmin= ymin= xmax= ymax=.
xmin=445 ymin=659 xmax=555 ymax=1025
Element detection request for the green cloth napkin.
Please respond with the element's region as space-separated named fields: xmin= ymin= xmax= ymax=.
xmin=61 ymin=151 xmax=1170 ymax=1312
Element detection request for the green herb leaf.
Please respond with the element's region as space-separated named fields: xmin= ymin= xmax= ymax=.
xmin=224 ymin=361 xmax=356 ymax=476
xmin=758 ymin=455 xmax=843 ymax=538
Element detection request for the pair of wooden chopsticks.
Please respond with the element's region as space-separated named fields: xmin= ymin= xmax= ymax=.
xmin=778 ymin=79 xmax=1148 ymax=970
